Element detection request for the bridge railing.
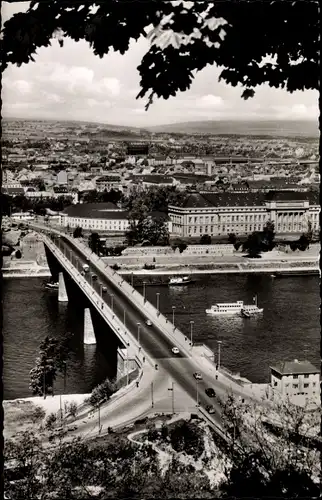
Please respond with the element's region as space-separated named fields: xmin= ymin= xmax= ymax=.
xmin=42 ymin=234 xmax=150 ymax=369
xmin=37 ymin=225 xmax=207 ymax=361
xmin=63 ymin=235 xmax=194 ymax=356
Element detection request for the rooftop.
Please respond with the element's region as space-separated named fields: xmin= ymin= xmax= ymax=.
xmin=270 ymin=360 xmax=319 ymax=376
xmin=62 ymin=202 xmax=127 ymax=219
xmin=172 ymin=190 xmax=319 ymax=209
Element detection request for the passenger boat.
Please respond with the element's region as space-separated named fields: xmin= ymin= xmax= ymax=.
xmin=206 ymin=296 xmax=263 ymax=316
xmin=169 ymin=276 xmax=193 ymax=286
xmin=45 ymin=281 xmax=59 ymax=290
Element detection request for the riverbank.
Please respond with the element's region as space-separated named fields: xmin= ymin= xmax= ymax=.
xmin=2 ymin=267 xmax=51 ymax=278
xmin=118 ymin=263 xmax=319 ymax=277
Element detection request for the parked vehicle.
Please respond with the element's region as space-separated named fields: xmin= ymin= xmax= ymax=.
xmin=206 ymin=405 xmax=216 ymax=414
xmin=172 ymin=347 xmax=180 ymax=355
xmin=193 ymin=372 xmax=203 ymax=380
xmin=146 ymin=319 xmax=152 ymax=326
xmin=205 ymin=388 xmax=216 ymax=397
xmin=92 ymin=274 xmax=98 ymax=280
xmin=82 ymin=264 xmax=89 ymax=272
xmin=102 ymin=286 xmax=107 ymax=292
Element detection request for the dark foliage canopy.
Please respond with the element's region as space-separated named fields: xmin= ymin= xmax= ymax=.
xmin=2 ymin=1 xmax=319 ymax=109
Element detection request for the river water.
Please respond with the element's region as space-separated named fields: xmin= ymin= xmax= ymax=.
xmin=3 ymin=274 xmax=320 ymax=400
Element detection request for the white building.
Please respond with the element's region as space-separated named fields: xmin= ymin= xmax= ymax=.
xmin=11 ymin=212 xmax=35 ymax=221
xmin=25 ymin=190 xmax=78 ymax=204
xmin=270 ymin=359 xmax=320 ymax=406
xmin=169 ymin=190 xmax=320 ymax=237
xmin=56 ymin=171 xmax=68 ymax=185
xmin=95 ymin=175 xmax=122 ymax=192
xmin=58 ymin=203 xmax=171 ymax=234
xmin=59 ymin=202 xmax=130 ymax=232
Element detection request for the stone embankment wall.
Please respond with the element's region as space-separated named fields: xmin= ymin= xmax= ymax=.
xmin=102 ymin=243 xmax=319 ymax=269
xmin=122 ymin=244 xmax=234 ymax=257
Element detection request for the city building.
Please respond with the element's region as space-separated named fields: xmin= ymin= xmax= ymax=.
xmin=168 ymin=190 xmax=320 ymax=237
xmin=95 ymin=175 xmax=122 ymax=192
xmin=25 ymin=190 xmax=78 ymax=204
xmin=59 ymin=202 xmax=130 ymax=232
xmin=11 ymin=212 xmax=35 ymax=221
xmin=270 ymin=359 xmax=320 ymax=405
xmin=58 ymin=203 xmax=172 ymax=234
xmin=56 ymin=170 xmax=68 ymax=185
xmin=2 ymin=186 xmax=25 ymax=196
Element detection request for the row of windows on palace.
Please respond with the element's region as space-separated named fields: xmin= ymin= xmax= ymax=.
xmin=171 ymin=212 xmax=319 ymax=224
xmin=170 ymin=210 xmax=319 ymax=235
xmin=172 ymin=223 xmax=307 ymax=235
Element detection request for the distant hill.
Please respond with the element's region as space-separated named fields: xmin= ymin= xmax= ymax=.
xmin=147 ymin=120 xmax=319 ymax=138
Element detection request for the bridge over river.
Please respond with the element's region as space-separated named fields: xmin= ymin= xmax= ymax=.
xmin=27 ymin=222 xmax=271 ymax=439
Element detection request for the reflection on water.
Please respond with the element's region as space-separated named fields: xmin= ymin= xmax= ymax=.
xmin=3 ymin=278 xmax=114 ymax=400
xmin=83 ymin=345 xmax=98 ymax=376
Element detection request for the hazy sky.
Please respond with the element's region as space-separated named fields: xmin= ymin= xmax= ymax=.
xmin=2 ymin=1 xmax=319 ymax=127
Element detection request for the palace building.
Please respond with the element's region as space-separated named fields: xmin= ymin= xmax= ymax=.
xmin=168 ymin=190 xmax=320 ymax=237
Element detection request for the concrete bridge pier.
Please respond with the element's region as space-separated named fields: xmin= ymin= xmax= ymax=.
xmin=58 ymin=272 xmax=68 ymax=302
xmin=84 ymin=308 xmax=97 ymax=345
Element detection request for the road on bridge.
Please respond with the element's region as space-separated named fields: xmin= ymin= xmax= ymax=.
xmin=50 ymin=234 xmax=225 ymax=424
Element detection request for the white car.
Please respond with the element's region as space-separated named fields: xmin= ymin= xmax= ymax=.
xmin=193 ymin=372 xmax=203 ymax=380
xmin=146 ymin=319 xmax=152 ymax=326
xmin=172 ymin=347 xmax=180 ymax=355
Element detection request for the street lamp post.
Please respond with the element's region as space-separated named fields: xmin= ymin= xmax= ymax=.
xmin=168 ymin=382 xmax=175 ymax=414
xmin=143 ymin=281 xmax=147 ymax=303
xmin=137 ymin=323 xmax=141 ymax=349
xmin=98 ymin=402 xmax=101 ymax=435
xmin=172 ymin=306 xmax=176 ymax=329
xmin=43 ymin=358 xmax=54 ymax=400
xmin=196 ymin=380 xmax=199 ymax=407
xmin=190 ymin=320 xmax=194 ymax=351
xmin=217 ymin=340 xmax=222 ymax=369
xmin=156 ymin=292 xmax=160 ymax=314
xmin=172 ymin=382 xmax=175 ymax=414
xmin=126 ymin=348 xmax=129 ymax=386
xmin=151 ymin=382 xmax=154 ymax=408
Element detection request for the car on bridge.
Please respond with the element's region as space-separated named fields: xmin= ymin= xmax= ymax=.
xmin=145 ymin=319 xmax=152 ymax=326
xmin=205 ymin=388 xmax=216 ymax=398
xmin=172 ymin=347 xmax=180 ymax=355
xmin=193 ymin=372 xmax=203 ymax=380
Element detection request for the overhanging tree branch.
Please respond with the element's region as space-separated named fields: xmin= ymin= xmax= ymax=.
xmin=1 ymin=1 xmax=319 ymax=109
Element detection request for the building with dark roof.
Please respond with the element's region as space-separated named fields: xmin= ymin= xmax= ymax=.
xmin=59 ymin=202 xmax=130 ymax=232
xmin=2 ymin=187 xmax=25 ymax=196
xmin=270 ymin=359 xmax=320 ymax=405
xmin=168 ymin=190 xmax=320 ymax=237
xmin=59 ymin=203 xmax=172 ymax=233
